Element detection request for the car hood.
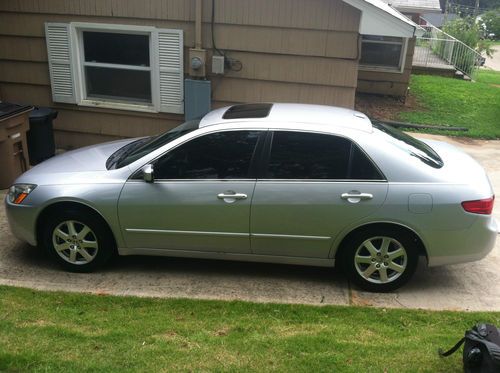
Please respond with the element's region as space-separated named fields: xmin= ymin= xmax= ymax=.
xmin=15 ymin=138 xmax=138 ymax=183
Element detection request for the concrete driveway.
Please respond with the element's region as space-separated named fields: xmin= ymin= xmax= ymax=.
xmin=0 ymin=134 xmax=498 ymax=311
xmin=484 ymin=45 xmax=500 ymax=71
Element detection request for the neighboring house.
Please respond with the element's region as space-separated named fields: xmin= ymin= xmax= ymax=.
xmin=382 ymin=0 xmax=442 ymax=23
xmin=0 ymin=0 xmax=421 ymax=149
xmin=421 ymin=12 xmax=460 ymax=28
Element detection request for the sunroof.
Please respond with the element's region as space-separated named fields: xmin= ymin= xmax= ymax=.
xmin=222 ymin=103 xmax=273 ymax=119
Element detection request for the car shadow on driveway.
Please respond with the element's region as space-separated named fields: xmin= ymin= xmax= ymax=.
xmin=4 ymin=241 xmax=336 ymax=285
xmin=113 ymin=254 xmax=338 ymax=282
xmin=0 ymin=240 xmax=348 ymax=304
xmin=4 ymin=239 xmax=498 ymax=311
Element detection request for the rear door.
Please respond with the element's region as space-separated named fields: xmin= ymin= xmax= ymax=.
xmin=250 ymin=130 xmax=388 ymax=258
xmin=118 ymin=130 xmax=265 ymax=254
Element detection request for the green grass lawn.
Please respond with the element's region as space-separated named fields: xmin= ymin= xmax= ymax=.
xmin=399 ymin=71 xmax=500 ymax=139
xmin=1 ymin=286 xmax=499 ymax=372
xmin=476 ymin=69 xmax=500 ymax=85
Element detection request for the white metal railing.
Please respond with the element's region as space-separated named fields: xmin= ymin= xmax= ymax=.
xmin=415 ymin=20 xmax=483 ymax=78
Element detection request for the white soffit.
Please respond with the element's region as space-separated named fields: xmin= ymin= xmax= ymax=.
xmin=343 ymin=0 xmax=425 ymax=37
xmin=383 ymin=0 xmax=442 ymax=14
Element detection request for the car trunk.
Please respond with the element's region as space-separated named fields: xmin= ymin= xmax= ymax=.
xmin=422 ymin=139 xmax=494 ymax=197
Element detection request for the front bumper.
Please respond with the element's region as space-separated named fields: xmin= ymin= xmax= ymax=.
xmin=427 ymin=215 xmax=498 ymax=267
xmin=5 ymin=198 xmax=38 ymax=246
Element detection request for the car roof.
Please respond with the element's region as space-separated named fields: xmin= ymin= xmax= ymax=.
xmin=199 ymin=103 xmax=373 ymax=133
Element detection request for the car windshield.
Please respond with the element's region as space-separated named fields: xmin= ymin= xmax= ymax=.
xmin=372 ymin=121 xmax=444 ymax=168
xmin=106 ymin=120 xmax=200 ymax=169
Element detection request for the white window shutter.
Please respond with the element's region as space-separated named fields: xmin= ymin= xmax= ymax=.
xmin=45 ymin=23 xmax=77 ymax=104
xmin=156 ymin=29 xmax=184 ymax=114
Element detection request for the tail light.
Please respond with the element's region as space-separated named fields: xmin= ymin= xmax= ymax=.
xmin=461 ymin=196 xmax=495 ymax=215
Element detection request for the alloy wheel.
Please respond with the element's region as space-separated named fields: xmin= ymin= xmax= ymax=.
xmin=353 ymin=236 xmax=408 ymax=284
xmin=52 ymin=220 xmax=99 ymax=265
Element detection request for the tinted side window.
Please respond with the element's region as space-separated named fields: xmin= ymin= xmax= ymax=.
xmin=155 ymin=131 xmax=261 ymax=179
xmin=267 ymin=132 xmax=351 ymax=179
xmin=349 ymin=145 xmax=384 ymax=180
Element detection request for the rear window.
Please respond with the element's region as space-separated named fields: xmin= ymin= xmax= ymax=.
xmin=372 ymin=122 xmax=444 ymax=168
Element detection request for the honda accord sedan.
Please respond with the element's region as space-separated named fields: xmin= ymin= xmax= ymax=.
xmin=5 ymin=103 xmax=497 ymax=292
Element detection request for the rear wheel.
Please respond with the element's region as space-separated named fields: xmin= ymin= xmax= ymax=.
xmin=42 ymin=210 xmax=114 ymax=272
xmin=341 ymin=228 xmax=418 ymax=292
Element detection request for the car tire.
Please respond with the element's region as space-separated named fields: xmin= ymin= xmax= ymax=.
xmin=340 ymin=227 xmax=419 ymax=292
xmin=41 ymin=209 xmax=115 ymax=273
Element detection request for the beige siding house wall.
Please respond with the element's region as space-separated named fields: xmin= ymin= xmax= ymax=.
xmin=0 ymin=0 xmax=362 ymax=149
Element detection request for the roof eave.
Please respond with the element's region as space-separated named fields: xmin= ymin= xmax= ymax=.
xmin=343 ymin=0 xmax=424 ymax=38
xmin=396 ymin=6 xmax=442 ymax=14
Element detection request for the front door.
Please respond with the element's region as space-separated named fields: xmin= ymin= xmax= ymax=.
xmin=250 ymin=131 xmax=388 ymax=258
xmin=118 ymin=130 xmax=265 ymax=253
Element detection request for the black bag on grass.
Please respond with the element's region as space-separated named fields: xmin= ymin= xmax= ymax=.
xmin=439 ymin=323 xmax=500 ymax=372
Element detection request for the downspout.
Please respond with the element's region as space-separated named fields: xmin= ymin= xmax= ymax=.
xmin=195 ymin=0 xmax=202 ymax=50
xmin=188 ymin=0 xmax=207 ymax=77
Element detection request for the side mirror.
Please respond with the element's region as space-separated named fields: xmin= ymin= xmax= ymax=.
xmin=142 ymin=164 xmax=154 ymax=183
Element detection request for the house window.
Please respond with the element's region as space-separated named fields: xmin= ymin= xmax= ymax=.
xmin=45 ymin=22 xmax=184 ymax=114
xmin=360 ymin=35 xmax=407 ymax=72
xmin=82 ymin=31 xmax=152 ymax=104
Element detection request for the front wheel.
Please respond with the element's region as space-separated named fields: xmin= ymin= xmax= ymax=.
xmin=341 ymin=228 xmax=419 ymax=292
xmin=42 ymin=210 xmax=115 ymax=272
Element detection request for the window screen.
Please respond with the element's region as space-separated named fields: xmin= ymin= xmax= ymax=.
xmin=85 ymin=67 xmax=151 ymax=102
xmin=360 ymin=35 xmax=404 ymax=69
xmin=155 ymin=131 xmax=261 ymax=179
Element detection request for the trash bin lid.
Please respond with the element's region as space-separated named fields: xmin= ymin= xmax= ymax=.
xmin=29 ymin=107 xmax=58 ymax=120
xmin=0 ymin=102 xmax=33 ymax=120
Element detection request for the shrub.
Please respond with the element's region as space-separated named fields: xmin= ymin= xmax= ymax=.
xmin=443 ymin=16 xmax=495 ymax=57
xmin=479 ymin=9 xmax=500 ymax=38
xmin=443 ymin=17 xmax=480 ymax=48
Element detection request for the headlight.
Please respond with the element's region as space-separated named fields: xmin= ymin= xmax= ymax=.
xmin=7 ymin=184 xmax=37 ymax=204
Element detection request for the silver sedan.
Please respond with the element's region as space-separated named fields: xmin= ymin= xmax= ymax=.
xmin=5 ymin=103 xmax=497 ymax=292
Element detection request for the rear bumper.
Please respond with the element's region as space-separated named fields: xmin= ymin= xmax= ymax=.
xmin=426 ymin=216 xmax=498 ymax=267
xmin=5 ymin=198 xmax=38 ymax=246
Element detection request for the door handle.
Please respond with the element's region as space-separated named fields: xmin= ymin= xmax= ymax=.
xmin=341 ymin=192 xmax=373 ymax=203
xmin=217 ymin=192 xmax=248 ymax=202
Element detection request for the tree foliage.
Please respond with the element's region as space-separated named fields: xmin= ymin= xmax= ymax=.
xmin=443 ymin=16 xmax=495 ymax=55
xmin=443 ymin=17 xmax=482 ymax=47
xmin=480 ymin=9 xmax=500 ymax=38
xmin=442 ymin=0 xmax=500 ymax=11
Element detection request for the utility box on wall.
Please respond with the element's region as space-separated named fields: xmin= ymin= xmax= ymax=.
xmin=188 ymin=48 xmax=207 ymax=77
xmin=184 ymin=79 xmax=211 ymax=121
